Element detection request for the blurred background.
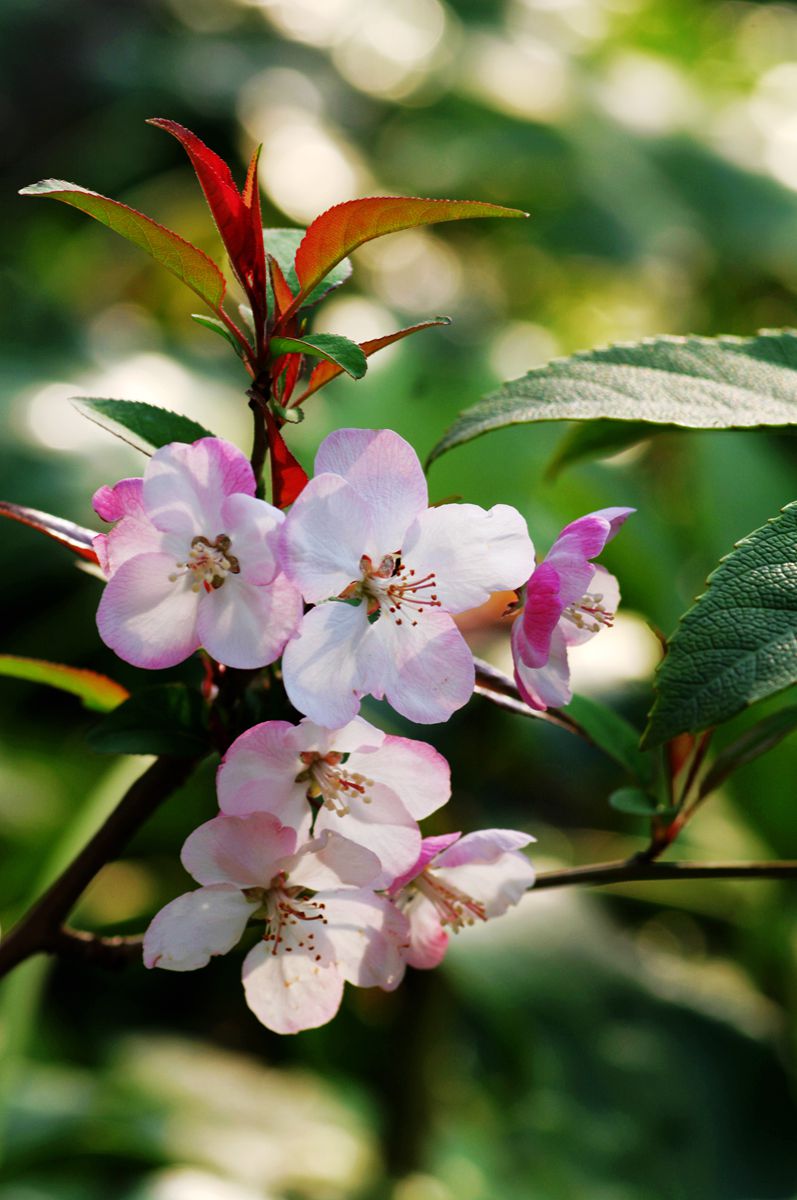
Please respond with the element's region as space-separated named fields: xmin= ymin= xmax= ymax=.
xmin=2 ymin=0 xmax=797 ymax=1196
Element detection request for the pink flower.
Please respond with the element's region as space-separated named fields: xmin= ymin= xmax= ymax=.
xmin=144 ymin=811 xmax=409 ymax=1035
xmin=279 ymin=429 xmax=534 ymax=725
xmin=511 ymin=507 xmax=633 ymax=711
xmin=388 ymin=829 xmax=536 ymax=970
xmin=93 ymin=438 xmax=302 ymax=669
xmin=217 ymin=715 xmax=451 ymax=887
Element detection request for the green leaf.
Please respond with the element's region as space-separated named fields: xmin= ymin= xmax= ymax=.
xmin=699 ymin=704 xmax=797 ymax=798
xmin=0 ymin=655 xmax=128 ymax=713
xmin=264 ymin=227 xmax=352 ymax=309
xmin=567 ymin=694 xmax=653 ymax=785
xmin=608 ymin=786 xmax=659 ymax=816
xmin=20 ymin=179 xmax=227 ymax=313
xmin=86 ymin=684 xmax=209 ymax=756
xmin=546 ymin=420 xmax=660 ymax=478
xmin=190 ymin=313 xmax=245 ymax=358
xmin=73 ymin=397 xmax=214 ymax=453
xmin=644 ymin=503 xmax=797 ymax=747
xmin=428 ymin=329 xmax=797 ymax=464
xmin=270 ymin=333 xmax=367 ymax=380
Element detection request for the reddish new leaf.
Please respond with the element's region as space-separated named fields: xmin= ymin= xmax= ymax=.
xmin=289 ymin=196 xmax=527 ymax=317
xmin=242 ymin=144 xmax=267 ymax=305
xmin=0 ymin=501 xmax=99 ymax=563
xmin=265 ymin=410 xmax=308 ymax=508
xmin=20 ymin=179 xmax=227 ymax=313
xmin=0 ymin=655 xmax=128 ymax=712
xmin=293 ymin=318 xmax=451 ymax=404
xmin=268 ymin=255 xmax=295 ymax=320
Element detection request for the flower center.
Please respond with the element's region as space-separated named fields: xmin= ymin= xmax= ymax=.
xmin=296 ymin=750 xmax=374 ymax=818
xmin=414 ymin=870 xmax=487 ymax=931
xmin=260 ymin=885 xmax=328 ymax=961
xmin=170 ymin=533 xmax=240 ymax=593
xmin=562 ymin=591 xmax=614 ymax=634
xmin=342 ymin=553 xmax=442 ymax=628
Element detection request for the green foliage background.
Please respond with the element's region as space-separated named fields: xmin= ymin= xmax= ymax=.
xmin=1 ymin=0 xmax=797 ymax=1196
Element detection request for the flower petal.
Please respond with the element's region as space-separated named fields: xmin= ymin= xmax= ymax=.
xmin=221 ymin=492 xmax=283 ymax=585
xmin=371 ymin=609 xmax=475 ymax=724
xmin=431 ymin=848 xmax=535 ymax=919
xmin=403 ymin=894 xmax=449 ymax=969
xmin=389 ymin=832 xmax=461 ymax=894
xmin=143 ymin=438 xmax=255 ymax=538
xmin=96 ymin=552 xmax=200 ymax=669
xmin=242 ymin=940 xmax=344 ymax=1034
xmin=181 ymin=813 xmax=298 ymax=887
xmin=288 ymin=829 xmax=382 ymax=889
xmin=314 ymin=428 xmax=428 ymax=553
xmin=402 ymin=503 xmax=533 ymax=613
xmin=561 ymin=564 xmax=621 ymax=647
xmin=93 ymin=478 xmax=168 ymax=577
xmin=346 ymin=733 xmax=451 ymax=821
xmin=321 ymin=889 xmax=410 ymax=990
xmin=217 ymin=720 xmax=308 ymax=826
xmin=314 ymin=784 xmax=421 ymax=888
xmin=279 ymin=472 xmax=373 ymax=603
xmin=433 ymin=828 xmax=535 ymax=868
xmin=196 ymin=572 xmax=302 ymax=669
xmin=513 ymin=621 xmax=572 ymax=711
xmin=143 ymin=884 xmax=257 ymax=971
xmin=282 ymin=601 xmax=380 ymax=727
xmin=286 ymin=715 xmax=386 ymax=757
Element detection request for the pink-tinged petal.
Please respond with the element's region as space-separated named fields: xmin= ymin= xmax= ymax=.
xmin=196 ymin=572 xmax=302 ymax=669
xmin=432 ymin=850 xmax=535 ymax=919
xmin=433 ymin=828 xmax=535 ymax=868
xmin=221 ymin=492 xmax=283 ymax=585
xmin=242 ymin=940 xmax=344 ymax=1035
xmin=96 ymin=552 xmax=200 ymax=669
xmin=321 ymin=889 xmax=410 ymax=990
xmin=285 ymin=715 xmax=386 ymax=757
xmin=279 ymin=473 xmax=373 ymax=603
xmin=389 ymin=832 xmax=461 ymax=894
xmin=557 ymin=506 xmax=634 ymax=550
xmin=92 ymin=478 xmax=169 ymax=577
xmin=143 ymin=438 xmax=255 ymax=537
xmin=93 ymin=477 xmax=143 ymax=523
xmin=371 ymin=609 xmax=475 ymax=724
xmin=515 ymin=561 xmax=567 ymax=668
xmin=402 ymin=503 xmax=533 ymax=613
xmin=282 ymin=601 xmax=381 ymax=727
xmin=217 ymin=720 xmax=306 ymax=819
xmin=560 ymin=564 xmax=621 ymax=648
xmin=346 ymin=734 xmax=451 ymax=821
xmin=143 ymin=884 xmax=257 ymax=971
xmin=181 ymin=812 xmax=298 ymax=887
xmin=314 ymin=784 xmax=421 ymax=888
xmin=314 ymin=428 xmax=428 ymax=553
xmin=513 ymin=622 xmax=572 ymax=711
xmin=403 ymin=894 xmax=449 ymax=969
xmin=287 ymin=829 xmax=382 ymax=889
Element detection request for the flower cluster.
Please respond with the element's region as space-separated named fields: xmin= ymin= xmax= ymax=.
xmin=92 ymin=427 xmax=628 ymax=1033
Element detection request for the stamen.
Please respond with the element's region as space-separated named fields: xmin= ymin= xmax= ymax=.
xmin=415 ymin=871 xmax=487 ymax=931
xmin=170 ymin=532 xmax=240 ymax=592
xmin=562 ymin=591 xmax=614 ymax=634
xmin=296 ymin=750 xmax=374 ymax=816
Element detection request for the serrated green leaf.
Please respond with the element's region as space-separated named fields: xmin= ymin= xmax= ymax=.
xmin=20 ymin=179 xmax=227 ymax=313
xmin=264 ymin=227 xmax=352 ymax=310
xmin=644 ymin=503 xmax=797 ymax=747
xmin=270 ymin=333 xmax=367 ymax=380
xmin=546 ymin=420 xmax=660 ymax=478
xmin=190 ymin=313 xmax=245 ymax=358
xmin=86 ymin=683 xmax=209 ymax=756
xmin=566 ymin=694 xmax=653 ymax=784
xmin=73 ymin=397 xmax=215 ymax=453
xmin=608 ymin=786 xmax=659 ymax=816
xmin=699 ymin=704 xmax=797 ymax=798
xmin=0 ymin=655 xmax=128 ymax=713
xmin=428 ymin=330 xmax=797 ymax=464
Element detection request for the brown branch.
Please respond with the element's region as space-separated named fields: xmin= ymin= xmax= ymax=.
xmin=472 ymin=657 xmax=586 ymax=736
xmin=50 ymin=927 xmax=143 ymax=968
xmin=534 ymin=858 xmax=797 ymax=891
xmin=0 ymin=755 xmax=200 ymax=980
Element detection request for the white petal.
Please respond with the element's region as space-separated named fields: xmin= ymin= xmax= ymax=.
xmin=143 ymin=885 xmax=257 ymax=971
xmin=433 ymin=828 xmax=535 ymax=868
xmin=432 ymin=851 xmax=535 ymax=919
xmin=286 ymin=715 xmax=386 ymax=756
xmin=321 ymin=889 xmax=410 ymax=990
xmin=288 ymin=830 xmax=382 ymax=889
xmin=221 ymin=492 xmax=283 ymax=585
xmin=346 ymin=734 xmax=451 ymax=821
xmin=181 ymin=813 xmax=298 ymax=887
xmin=279 ymin=472 xmax=373 ymax=603
xmin=282 ymin=601 xmax=381 ymax=727
xmin=401 ymin=503 xmax=534 ymax=614
xmin=242 ymin=940 xmax=344 ymax=1034
xmin=314 ymin=784 xmax=421 ymax=888
xmin=143 ymin=438 xmax=255 ymax=537
xmin=371 ymin=609 xmax=475 ymax=724
xmin=217 ymin=720 xmax=308 ymax=830
xmin=403 ymin=894 xmax=449 ymax=969
xmin=96 ymin=552 xmax=200 ymax=669
xmin=513 ymin=622 xmax=572 ymax=711
xmin=196 ymin=572 xmax=302 ymax=669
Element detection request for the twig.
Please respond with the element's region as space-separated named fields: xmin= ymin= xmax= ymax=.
xmin=533 ymin=858 xmax=797 ymax=891
xmin=50 ymin=927 xmax=143 ymax=968
xmin=472 ymin=657 xmax=587 ymax=736
xmin=0 ymin=756 xmax=200 ymax=980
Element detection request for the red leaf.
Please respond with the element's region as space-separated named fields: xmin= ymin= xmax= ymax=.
xmin=289 ymin=196 xmax=527 ymax=317
xmin=0 ymin=501 xmax=99 ymax=563
xmin=242 ymin=145 xmax=267 ymax=306
xmin=264 ymin=410 xmax=308 ymax=508
xmin=268 ymin=255 xmax=294 ymax=320
xmin=293 ymin=318 xmax=451 ymax=404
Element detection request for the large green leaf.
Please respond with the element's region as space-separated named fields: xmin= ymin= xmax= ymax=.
xmin=20 ymin=179 xmax=227 ymax=313
xmin=0 ymin=655 xmax=128 ymax=712
xmin=86 ymin=684 xmax=209 ymax=756
xmin=73 ymin=398 xmax=214 ymax=453
xmin=644 ymin=503 xmax=797 ymax=746
xmin=264 ymin=227 xmax=352 ymax=309
xmin=428 ymin=330 xmax=797 ymax=464
xmin=269 ymin=333 xmax=367 ymax=380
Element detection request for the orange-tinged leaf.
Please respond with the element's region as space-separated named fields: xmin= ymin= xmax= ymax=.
xmin=293 ymin=318 xmax=451 ymax=404
xmin=268 ymin=255 xmax=294 ymax=319
xmin=0 ymin=500 xmax=99 ymax=562
xmin=290 ymin=196 xmax=527 ymax=315
xmin=0 ymin=655 xmax=129 ymax=712
xmin=19 ymin=179 xmax=227 ymax=313
xmin=242 ymin=145 xmax=267 ymax=304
